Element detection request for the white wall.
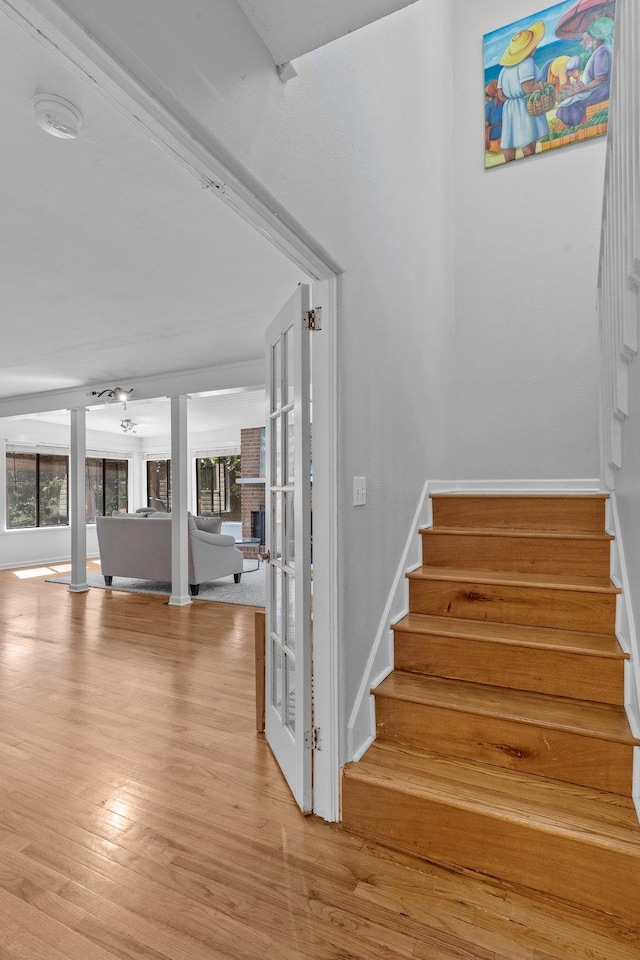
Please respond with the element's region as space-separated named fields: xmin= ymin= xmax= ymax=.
xmin=452 ymin=0 xmax=605 ymax=481
xmin=48 ymin=0 xmax=456 ymax=760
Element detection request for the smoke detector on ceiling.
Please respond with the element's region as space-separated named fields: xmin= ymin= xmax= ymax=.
xmin=32 ymin=95 xmax=82 ymax=139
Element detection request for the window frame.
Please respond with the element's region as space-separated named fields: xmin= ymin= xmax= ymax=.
xmin=146 ymin=458 xmax=171 ymax=512
xmin=195 ymin=454 xmax=241 ymax=518
xmin=86 ymin=457 xmax=129 ymax=521
xmin=5 ymin=451 xmax=69 ymax=529
xmin=6 ymin=452 xmax=129 ymax=528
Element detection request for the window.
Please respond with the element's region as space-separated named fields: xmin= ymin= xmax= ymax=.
xmin=86 ymin=458 xmax=129 ymax=520
xmin=6 ymin=452 xmax=69 ymax=528
xmin=146 ymin=459 xmax=171 ymax=511
xmin=196 ymin=456 xmax=241 ymax=518
xmin=6 ymin=453 xmax=128 ymax=527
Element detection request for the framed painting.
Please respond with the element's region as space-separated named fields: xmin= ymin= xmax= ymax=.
xmin=484 ymin=0 xmax=616 ymax=168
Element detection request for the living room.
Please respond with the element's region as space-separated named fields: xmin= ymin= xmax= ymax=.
xmin=1 ymin=391 xmax=267 ymax=573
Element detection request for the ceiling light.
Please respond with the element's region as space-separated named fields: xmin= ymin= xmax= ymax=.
xmin=120 ymin=419 xmax=137 ymax=434
xmin=89 ymin=387 xmax=134 ymax=403
xmin=32 ymin=94 xmax=83 ymax=139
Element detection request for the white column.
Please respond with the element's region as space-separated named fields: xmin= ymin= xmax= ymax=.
xmin=169 ymin=395 xmax=191 ymax=606
xmin=132 ymin=447 xmax=145 ymax=510
xmin=69 ymin=407 xmax=89 ymax=593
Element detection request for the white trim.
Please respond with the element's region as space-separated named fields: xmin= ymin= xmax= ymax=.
xmin=606 ymin=492 xmax=640 ymax=824
xmin=308 ymin=277 xmax=340 ymax=821
xmin=607 ymin=493 xmax=640 ymax=737
xmin=0 ymin=555 xmax=76 ymax=571
xmin=346 ymin=479 xmax=432 ymax=762
xmin=426 ymin=478 xmax=603 ymax=493
xmin=5 ymin=443 xmax=135 ymax=459
xmin=192 ymin=447 xmax=241 ymax=459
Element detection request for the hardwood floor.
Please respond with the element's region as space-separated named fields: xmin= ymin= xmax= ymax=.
xmin=0 ymin=566 xmax=638 ymax=959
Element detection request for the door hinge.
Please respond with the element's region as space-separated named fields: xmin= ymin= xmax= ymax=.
xmin=304 ymin=727 xmax=322 ymax=750
xmin=305 ymin=307 xmax=322 ymax=331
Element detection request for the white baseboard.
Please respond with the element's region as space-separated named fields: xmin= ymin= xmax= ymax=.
xmin=0 ymin=554 xmax=73 ymax=571
xmin=427 ymin=478 xmax=602 ymax=493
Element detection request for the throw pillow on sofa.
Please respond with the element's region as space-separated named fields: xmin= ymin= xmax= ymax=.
xmin=194 ymin=516 xmax=223 ymax=534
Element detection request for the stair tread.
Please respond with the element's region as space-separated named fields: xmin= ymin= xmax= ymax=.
xmin=343 ymin=741 xmax=640 ymax=851
xmin=407 ymin=565 xmax=620 ymax=593
xmin=374 ymin=672 xmax=639 ymax=744
xmin=421 ymin=525 xmax=613 ymax=541
xmin=393 ymin=613 xmax=627 ymax=659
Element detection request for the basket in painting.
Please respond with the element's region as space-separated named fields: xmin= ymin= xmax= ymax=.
xmin=527 ymin=87 xmax=556 ymax=116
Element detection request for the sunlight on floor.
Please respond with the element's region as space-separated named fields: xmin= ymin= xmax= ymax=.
xmin=13 ymin=566 xmax=55 ymax=579
xmin=13 ymin=559 xmax=101 ymax=578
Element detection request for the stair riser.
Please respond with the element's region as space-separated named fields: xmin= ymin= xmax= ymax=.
xmin=341 ymin=778 xmax=640 ymax=921
xmin=431 ymin=497 xmax=606 ymax=532
xmin=392 ymin=630 xmax=624 ymax=705
xmin=374 ymin=697 xmax=633 ymax=794
xmin=409 ymin=579 xmax=616 ymax=634
xmin=422 ymin=531 xmax=610 ymax=577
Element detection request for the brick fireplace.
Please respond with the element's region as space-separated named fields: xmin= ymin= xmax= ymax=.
xmin=240 ymin=427 xmax=265 ymax=557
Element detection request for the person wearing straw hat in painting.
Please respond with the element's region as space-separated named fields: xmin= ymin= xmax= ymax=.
xmin=556 ymin=16 xmax=614 ymax=128
xmin=497 ymin=20 xmax=549 ymax=162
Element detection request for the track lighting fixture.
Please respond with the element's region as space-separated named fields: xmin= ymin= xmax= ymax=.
xmin=89 ymin=387 xmax=134 ymax=403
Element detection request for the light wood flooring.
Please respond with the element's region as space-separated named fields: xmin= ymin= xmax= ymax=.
xmin=0 ymin=565 xmax=638 ymax=959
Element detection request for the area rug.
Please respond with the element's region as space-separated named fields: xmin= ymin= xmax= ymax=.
xmin=46 ymin=560 xmax=265 ymax=607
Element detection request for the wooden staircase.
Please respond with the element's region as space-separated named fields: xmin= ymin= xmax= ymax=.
xmin=342 ymin=494 xmax=640 ymax=920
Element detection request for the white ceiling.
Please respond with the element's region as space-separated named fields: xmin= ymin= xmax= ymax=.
xmin=235 ymin=0 xmax=418 ymax=65
xmin=0 ymin=0 xmax=413 ymax=439
xmin=0 ymin=6 xmax=306 ymax=409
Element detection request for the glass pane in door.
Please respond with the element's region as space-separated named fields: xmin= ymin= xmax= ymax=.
xmin=285 ymin=654 xmax=296 ymax=734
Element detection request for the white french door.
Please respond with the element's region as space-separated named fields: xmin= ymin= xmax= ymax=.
xmin=264 ymin=284 xmax=313 ymax=813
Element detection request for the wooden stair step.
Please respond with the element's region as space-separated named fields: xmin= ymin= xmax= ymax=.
xmin=376 ymin=672 xmax=636 ymax=743
xmin=408 ymin=566 xmax=618 ymax=592
xmin=430 ymin=493 xmax=608 ymax=533
xmin=407 ymin=566 xmax=619 ymax=633
xmin=421 ymin=526 xmax=612 ymax=577
xmin=341 ymin=741 xmax=640 ymax=920
xmin=373 ymin=672 xmax=637 ymax=794
xmin=392 ymin=613 xmax=626 ymax=704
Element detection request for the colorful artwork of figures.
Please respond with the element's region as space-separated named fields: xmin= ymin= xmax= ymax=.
xmin=484 ymin=0 xmax=616 ymax=168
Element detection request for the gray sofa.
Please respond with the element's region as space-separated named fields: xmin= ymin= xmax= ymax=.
xmin=95 ymin=513 xmax=244 ymax=596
